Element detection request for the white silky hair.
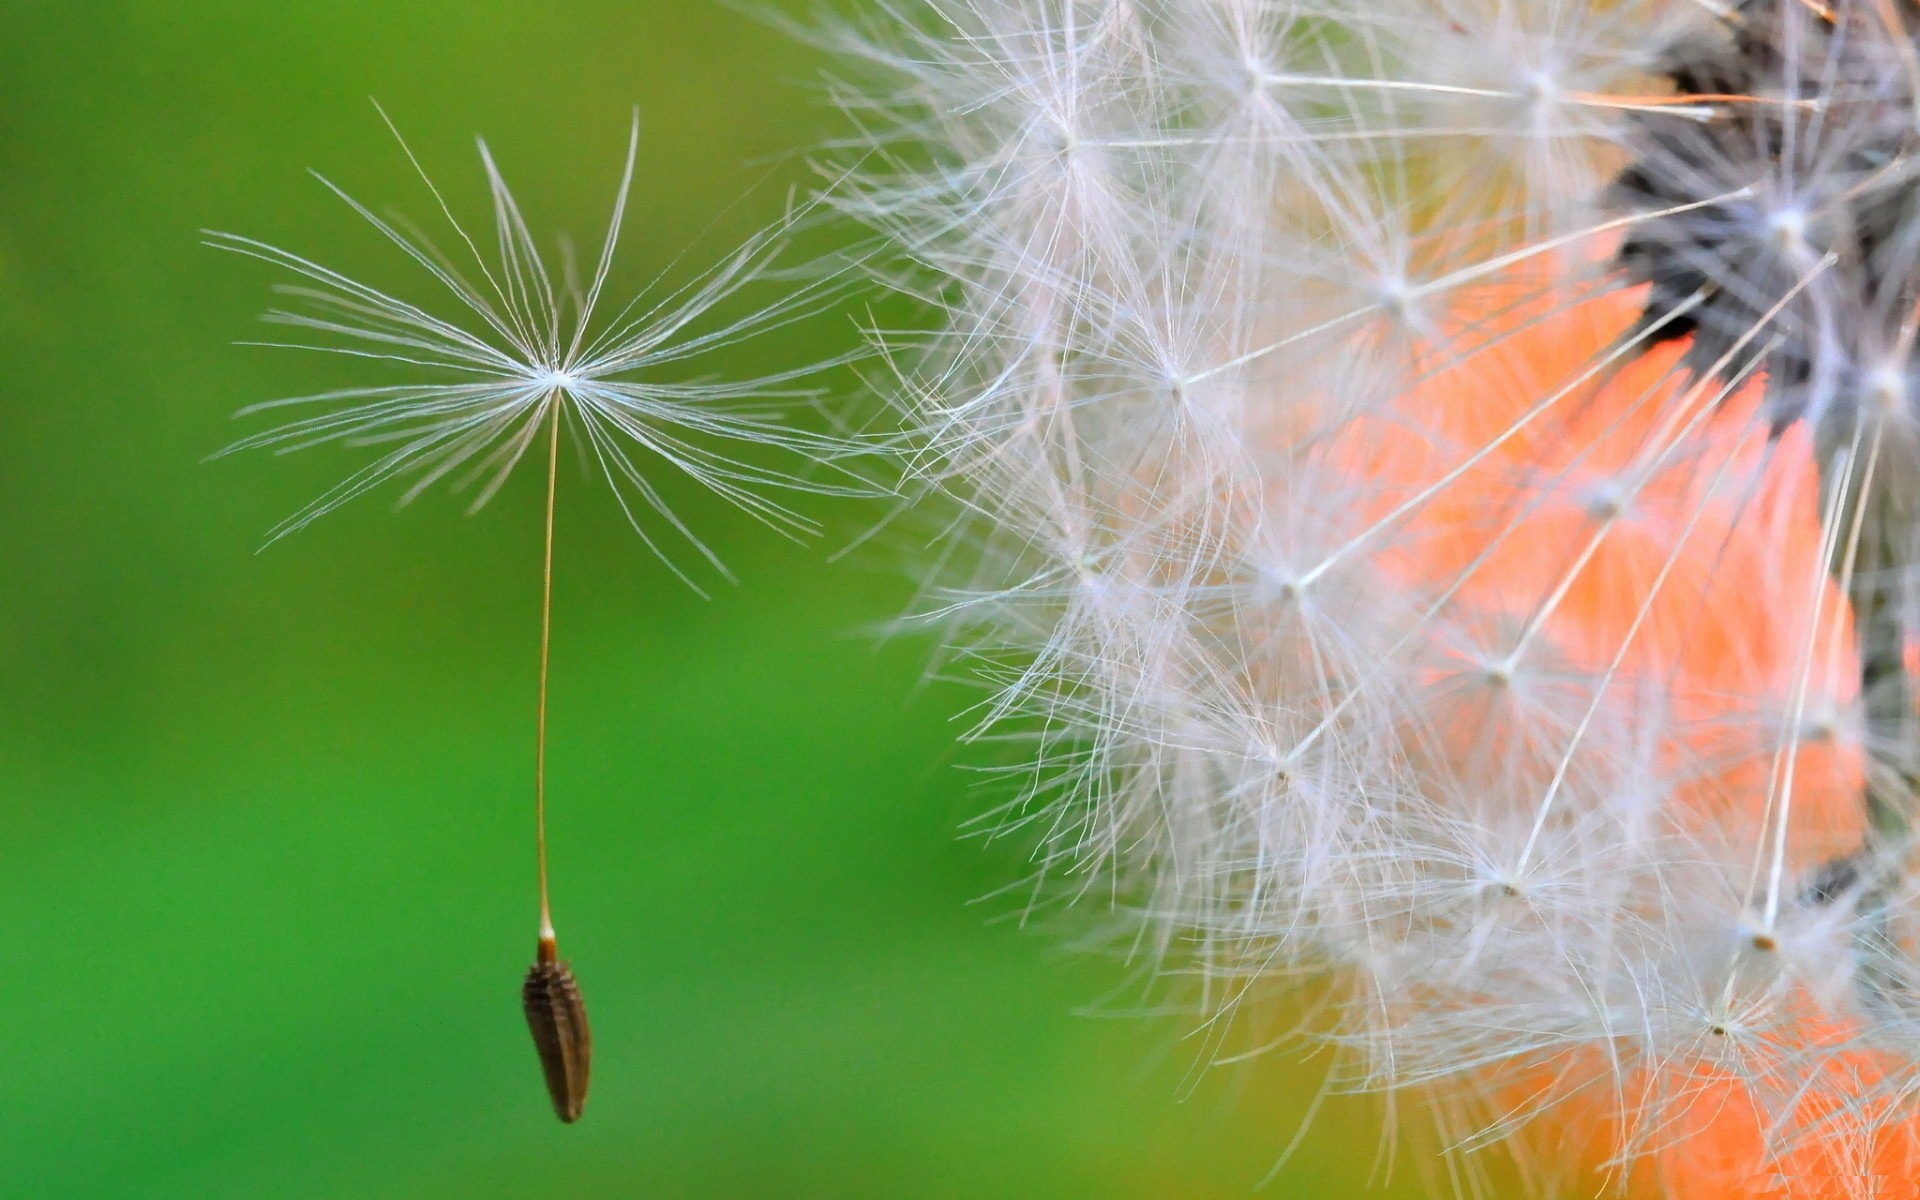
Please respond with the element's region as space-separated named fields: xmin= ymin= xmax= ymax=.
xmin=210 ymin=110 xmax=869 ymax=589
xmin=820 ymin=0 xmax=1920 ymax=1188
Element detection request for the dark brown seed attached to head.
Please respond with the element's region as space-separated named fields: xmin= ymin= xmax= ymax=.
xmin=1610 ymin=0 xmax=1920 ymax=429
xmin=523 ymin=940 xmax=591 ymax=1123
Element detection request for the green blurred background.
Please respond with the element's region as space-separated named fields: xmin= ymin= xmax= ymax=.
xmin=0 ymin=4 xmax=1431 ymax=1197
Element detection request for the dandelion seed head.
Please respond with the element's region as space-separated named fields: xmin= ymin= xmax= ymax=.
xmin=821 ymin=0 xmax=1920 ymax=1193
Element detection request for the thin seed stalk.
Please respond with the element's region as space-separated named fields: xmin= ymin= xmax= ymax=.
xmin=523 ymin=397 xmax=591 ymax=1123
xmin=1813 ymin=410 xmax=1918 ymax=1010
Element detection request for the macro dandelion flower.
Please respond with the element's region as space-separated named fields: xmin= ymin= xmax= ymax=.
xmin=213 ymin=111 xmax=860 ymax=1122
xmin=814 ymin=0 xmax=1920 ymax=1195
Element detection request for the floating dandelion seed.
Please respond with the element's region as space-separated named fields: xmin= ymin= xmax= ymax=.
xmin=815 ymin=0 xmax=1920 ymax=1195
xmin=213 ymin=109 xmax=861 ymax=1124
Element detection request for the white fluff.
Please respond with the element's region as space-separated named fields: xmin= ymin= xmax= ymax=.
xmin=822 ymin=0 xmax=1920 ymax=1189
xmin=211 ymin=111 xmax=864 ymax=587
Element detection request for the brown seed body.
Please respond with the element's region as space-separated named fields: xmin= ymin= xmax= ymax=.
xmin=522 ymin=952 xmax=591 ymax=1122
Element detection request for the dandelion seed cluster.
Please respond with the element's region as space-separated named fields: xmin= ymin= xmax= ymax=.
xmin=826 ymin=0 xmax=1920 ymax=1191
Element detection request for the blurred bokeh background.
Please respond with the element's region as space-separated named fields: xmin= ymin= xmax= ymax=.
xmin=0 ymin=4 xmax=1431 ymax=1197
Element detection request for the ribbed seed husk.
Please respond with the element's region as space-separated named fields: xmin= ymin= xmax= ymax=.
xmin=523 ymin=958 xmax=591 ymax=1122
